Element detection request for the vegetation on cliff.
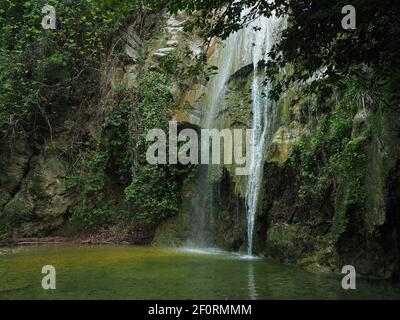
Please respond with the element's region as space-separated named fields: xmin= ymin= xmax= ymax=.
xmin=0 ymin=1 xmax=194 ymax=239
xmin=149 ymin=0 xmax=400 ymax=278
xmin=0 ymin=0 xmax=399 ymax=280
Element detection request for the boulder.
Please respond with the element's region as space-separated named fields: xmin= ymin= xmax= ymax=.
xmin=1 ymin=152 xmax=74 ymax=237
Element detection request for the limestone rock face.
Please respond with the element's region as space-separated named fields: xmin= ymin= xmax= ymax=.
xmin=1 ymin=152 xmax=74 ymax=237
xmin=173 ymin=111 xmax=202 ymax=128
xmin=0 ymin=139 xmax=33 ymax=209
xmin=153 ymin=14 xmax=187 ymax=59
xmin=266 ymin=127 xmax=295 ymax=166
xmin=121 ymin=25 xmax=142 ymax=62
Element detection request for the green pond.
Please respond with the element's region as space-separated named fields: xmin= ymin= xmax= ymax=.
xmin=0 ymin=245 xmax=399 ymax=300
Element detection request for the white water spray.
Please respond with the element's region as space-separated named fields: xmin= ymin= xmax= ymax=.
xmin=245 ymin=15 xmax=281 ymax=256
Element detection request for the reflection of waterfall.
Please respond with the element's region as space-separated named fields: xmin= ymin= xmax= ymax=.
xmin=248 ymin=263 xmax=258 ymax=300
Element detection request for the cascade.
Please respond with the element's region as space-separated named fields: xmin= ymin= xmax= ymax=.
xmin=190 ymin=12 xmax=282 ymax=254
xmin=245 ymin=15 xmax=280 ymax=256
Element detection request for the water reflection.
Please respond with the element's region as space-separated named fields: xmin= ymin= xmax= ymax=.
xmin=248 ymin=263 xmax=258 ymax=300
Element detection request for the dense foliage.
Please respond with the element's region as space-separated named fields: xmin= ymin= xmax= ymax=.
xmin=288 ymin=79 xmax=368 ymax=242
xmin=0 ymin=0 xmax=139 ymax=139
xmin=1 ymin=0 xmax=398 ymax=249
xmin=150 ymin=0 xmax=400 ymax=104
xmin=67 ymin=37 xmax=195 ymax=228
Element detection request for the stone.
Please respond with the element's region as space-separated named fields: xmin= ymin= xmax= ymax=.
xmin=173 ymin=111 xmax=202 ymax=128
xmin=179 ymin=84 xmax=204 ymax=108
xmin=166 ymin=40 xmax=179 ymax=47
xmin=189 ymin=39 xmax=203 ymax=57
xmin=153 ymin=47 xmax=176 ymax=59
xmin=125 ymin=44 xmax=139 ymax=62
xmin=124 ymin=64 xmax=139 ymax=88
xmin=120 ymin=25 xmax=142 ymax=62
xmin=2 ymin=191 xmax=35 ymax=225
xmin=1 ymin=152 xmax=74 ymax=237
xmin=0 ymin=138 xmax=33 ymax=195
xmin=266 ymin=127 xmax=294 ymax=165
xmin=207 ymin=38 xmax=219 ymax=60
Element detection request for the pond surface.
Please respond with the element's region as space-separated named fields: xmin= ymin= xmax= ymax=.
xmin=0 ymin=245 xmax=399 ymax=300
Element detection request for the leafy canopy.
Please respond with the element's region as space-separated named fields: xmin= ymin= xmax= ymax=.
xmin=148 ymin=0 xmax=400 ymax=104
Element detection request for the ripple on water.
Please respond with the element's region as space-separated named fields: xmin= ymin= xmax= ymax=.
xmin=173 ymin=247 xmax=263 ymax=261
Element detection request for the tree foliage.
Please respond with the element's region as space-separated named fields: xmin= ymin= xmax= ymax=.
xmin=149 ymin=0 xmax=400 ymax=104
xmin=0 ymin=0 xmax=140 ymax=138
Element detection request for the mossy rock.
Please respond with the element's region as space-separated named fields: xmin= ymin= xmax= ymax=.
xmin=1 ymin=191 xmax=35 ymax=225
xmin=0 ymin=152 xmax=74 ymax=237
xmin=152 ymin=180 xmax=194 ymax=247
xmin=267 ymin=126 xmax=294 ymax=166
xmin=265 ymin=223 xmax=333 ymax=267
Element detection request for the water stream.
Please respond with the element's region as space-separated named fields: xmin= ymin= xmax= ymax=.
xmin=245 ymin=15 xmax=280 ymax=256
xmin=191 ymin=13 xmax=281 ymax=255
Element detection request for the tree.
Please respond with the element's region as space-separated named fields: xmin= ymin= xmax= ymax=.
xmin=0 ymin=0 xmax=140 ymax=138
xmin=148 ymin=0 xmax=400 ymax=105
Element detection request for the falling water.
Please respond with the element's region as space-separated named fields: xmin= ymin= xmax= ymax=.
xmin=189 ymin=27 xmax=245 ymax=247
xmin=189 ymin=31 xmax=239 ymax=247
xmin=190 ymin=11 xmax=282 ymax=253
xmin=245 ymin=15 xmax=280 ymax=256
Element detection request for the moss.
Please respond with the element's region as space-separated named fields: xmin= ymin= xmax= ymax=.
xmin=365 ymin=135 xmax=386 ymax=232
xmin=152 ymin=180 xmax=194 ymax=246
xmin=265 ymin=223 xmax=333 ymax=267
xmin=258 ymin=76 xmax=400 ymax=277
xmin=267 ymin=224 xmax=301 ymax=251
xmin=152 ymin=211 xmax=190 ymax=247
xmin=224 ymin=74 xmax=253 ymax=128
xmin=27 ymin=181 xmax=46 ymax=195
xmin=267 ymin=127 xmax=294 ymax=166
xmin=276 ymin=88 xmax=296 ymax=125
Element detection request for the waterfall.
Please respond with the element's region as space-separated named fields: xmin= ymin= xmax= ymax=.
xmin=189 ymin=31 xmax=238 ymax=247
xmin=245 ymin=16 xmax=280 ymax=256
xmin=189 ymin=26 xmax=245 ymax=247
xmin=190 ymin=12 xmax=282 ymax=252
